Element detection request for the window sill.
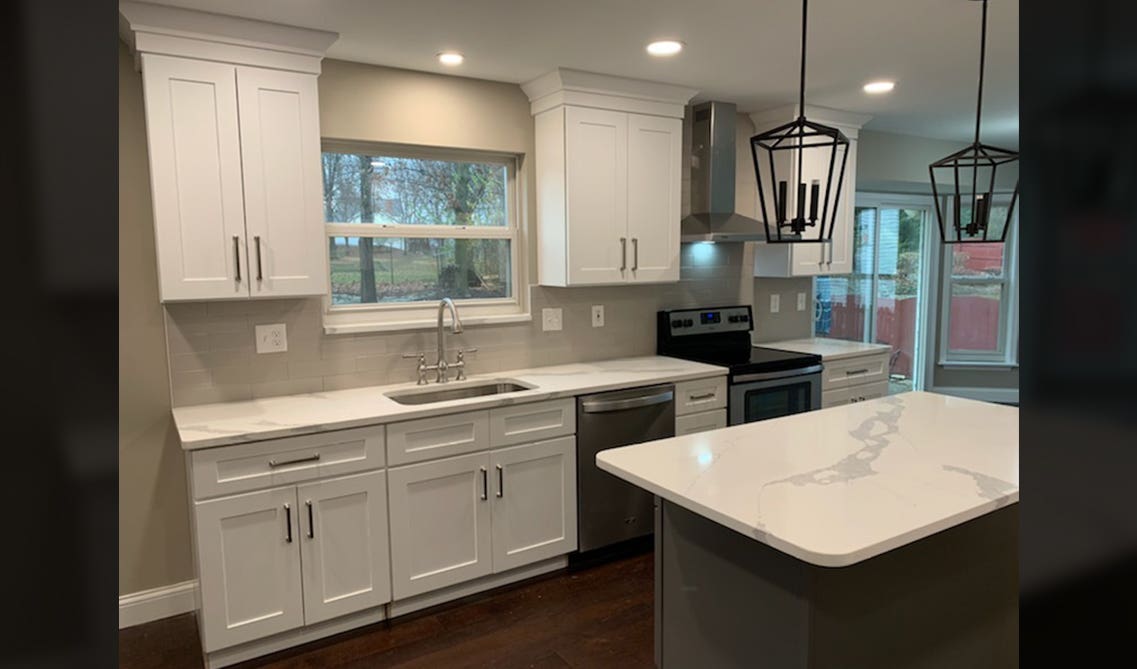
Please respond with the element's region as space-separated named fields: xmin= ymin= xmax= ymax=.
xmin=937 ymin=360 xmax=1019 ymax=370
xmin=324 ymin=311 xmax=531 ymax=335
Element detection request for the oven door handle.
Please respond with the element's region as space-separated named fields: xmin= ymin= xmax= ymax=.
xmin=732 ymin=364 xmax=823 ymax=384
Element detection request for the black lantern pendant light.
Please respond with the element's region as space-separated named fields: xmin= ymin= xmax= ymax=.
xmin=750 ymin=0 xmax=849 ymax=244
xmin=929 ymin=0 xmax=1019 ymax=244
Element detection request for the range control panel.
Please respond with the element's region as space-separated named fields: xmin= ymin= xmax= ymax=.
xmin=663 ymin=306 xmax=752 ymax=336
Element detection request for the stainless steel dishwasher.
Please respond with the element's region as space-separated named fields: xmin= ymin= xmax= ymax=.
xmin=576 ymin=383 xmax=675 ymax=553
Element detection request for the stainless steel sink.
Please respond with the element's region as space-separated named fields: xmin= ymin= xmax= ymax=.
xmin=385 ymin=379 xmax=535 ymax=405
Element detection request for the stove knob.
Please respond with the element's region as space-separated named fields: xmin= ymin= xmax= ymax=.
xmin=740 ymin=314 xmax=749 ymax=322
xmin=671 ymin=319 xmax=682 ymax=328
xmin=728 ymin=315 xmax=738 ymax=323
xmin=683 ymin=319 xmax=693 ymax=327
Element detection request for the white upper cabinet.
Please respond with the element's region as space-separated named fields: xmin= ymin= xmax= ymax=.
xmin=236 ymin=67 xmax=327 ymax=297
xmin=749 ymin=105 xmax=870 ymax=278
xmin=523 ymin=69 xmax=695 ymax=287
xmin=141 ymin=55 xmax=249 ymax=301
xmin=120 ymin=2 xmax=337 ymax=302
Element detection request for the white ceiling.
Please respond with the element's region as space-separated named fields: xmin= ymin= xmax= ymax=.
xmin=139 ymin=0 xmax=1019 ymax=146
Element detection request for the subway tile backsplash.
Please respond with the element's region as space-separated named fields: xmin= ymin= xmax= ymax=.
xmin=165 ymin=243 xmax=754 ymax=406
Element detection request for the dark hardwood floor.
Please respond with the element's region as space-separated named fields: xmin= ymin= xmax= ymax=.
xmin=120 ymin=550 xmax=654 ymax=669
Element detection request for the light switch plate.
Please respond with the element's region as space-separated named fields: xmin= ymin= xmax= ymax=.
xmin=797 ymin=292 xmax=807 ymax=311
xmin=769 ymin=294 xmax=780 ymax=314
xmin=255 ymin=323 xmax=288 ymax=353
xmin=591 ymin=305 xmax=605 ymax=328
xmin=542 ymin=308 xmax=563 ymax=332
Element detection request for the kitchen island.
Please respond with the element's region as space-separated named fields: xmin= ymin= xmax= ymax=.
xmin=596 ymin=391 xmax=1018 ymax=669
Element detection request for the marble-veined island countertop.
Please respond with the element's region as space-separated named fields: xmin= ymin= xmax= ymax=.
xmin=173 ymin=356 xmax=727 ymax=450
xmin=596 ymin=391 xmax=1018 ymax=567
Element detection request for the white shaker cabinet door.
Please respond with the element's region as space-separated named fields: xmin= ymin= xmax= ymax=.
xmin=821 ymin=139 xmax=857 ymax=275
xmin=140 ymin=54 xmax=249 ymax=301
xmin=626 ymin=113 xmax=681 ymax=283
xmin=297 ymin=470 xmax=391 ymax=625
xmin=387 ymin=452 xmax=493 ymax=600
xmin=490 ymin=436 xmax=578 ymax=573
xmin=236 ymin=66 xmax=327 ymax=298
xmin=194 ymin=486 xmax=303 ymax=652
xmin=564 ymin=106 xmax=628 ymax=285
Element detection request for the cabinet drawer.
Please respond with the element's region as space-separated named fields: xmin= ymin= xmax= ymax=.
xmin=387 ymin=410 xmax=490 ymax=466
xmin=489 ymin=398 xmax=576 ymax=447
xmin=821 ymin=353 xmax=890 ymax=391
xmin=674 ymin=376 xmax=727 ymax=416
xmin=675 ymin=409 xmax=727 ymax=436
xmin=822 ymin=381 xmax=890 ymax=409
xmin=190 ymin=425 xmax=385 ymax=500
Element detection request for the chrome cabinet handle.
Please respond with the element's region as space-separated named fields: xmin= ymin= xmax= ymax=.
xmin=233 ymin=236 xmax=241 ymax=281
xmin=496 ymin=465 xmax=504 ymax=498
xmin=845 ymin=369 xmax=869 ymax=375
xmin=632 ymin=238 xmax=639 ymax=270
xmin=480 ymin=467 xmax=488 ymax=501
xmin=619 ymin=238 xmax=627 ymax=271
xmin=689 ymin=392 xmax=716 ymax=401
xmin=269 ymin=453 xmax=320 ymax=467
xmin=306 ymin=500 xmax=314 ymax=539
xmin=284 ymin=504 xmax=292 ymax=543
xmin=255 ymin=235 xmax=263 ymax=280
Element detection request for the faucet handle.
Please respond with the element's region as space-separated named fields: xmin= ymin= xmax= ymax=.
xmin=453 ymin=348 xmax=478 ymax=381
xmin=401 ymin=352 xmax=429 ymax=385
xmin=401 ymin=352 xmax=425 ymax=359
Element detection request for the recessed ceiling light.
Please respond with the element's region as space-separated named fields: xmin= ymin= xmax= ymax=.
xmin=646 ymin=40 xmax=684 ymax=57
xmin=437 ymin=51 xmax=464 ymax=66
xmin=863 ymin=80 xmax=896 ymax=94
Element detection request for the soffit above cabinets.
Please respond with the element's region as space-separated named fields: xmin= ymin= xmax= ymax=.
xmin=118 ymin=1 xmax=339 ymax=73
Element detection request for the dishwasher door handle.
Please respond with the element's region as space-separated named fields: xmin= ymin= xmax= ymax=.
xmin=581 ymin=390 xmax=674 ymax=413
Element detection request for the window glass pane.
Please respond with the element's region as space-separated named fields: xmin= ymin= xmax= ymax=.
xmin=329 ymin=237 xmax=511 ymax=305
xmin=814 ymin=275 xmax=871 ymax=341
xmin=852 ymin=207 xmax=875 ymax=274
xmin=948 ymin=282 xmax=1003 ymax=351
xmin=874 ymin=208 xmax=925 ymax=392
xmin=322 ymin=152 xmax=508 ymax=227
xmin=950 ymin=242 xmax=1005 ymax=278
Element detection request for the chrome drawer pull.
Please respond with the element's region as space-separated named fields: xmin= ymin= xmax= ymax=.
xmin=689 ymin=393 xmax=716 ymax=401
xmin=284 ymin=504 xmax=292 ymax=543
xmin=269 ymin=453 xmax=321 ymax=467
xmin=845 ymin=369 xmax=869 ymax=375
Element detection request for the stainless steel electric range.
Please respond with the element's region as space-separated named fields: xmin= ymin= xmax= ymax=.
xmin=658 ymin=305 xmax=823 ymax=425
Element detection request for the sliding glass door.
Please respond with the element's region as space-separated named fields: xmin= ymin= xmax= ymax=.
xmin=814 ymin=195 xmax=935 ymax=393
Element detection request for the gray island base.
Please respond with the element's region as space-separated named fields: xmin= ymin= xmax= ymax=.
xmin=654 ymin=498 xmax=1017 ymax=669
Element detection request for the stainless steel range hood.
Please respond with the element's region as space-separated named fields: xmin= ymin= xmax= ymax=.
xmin=680 ymin=100 xmax=768 ymax=243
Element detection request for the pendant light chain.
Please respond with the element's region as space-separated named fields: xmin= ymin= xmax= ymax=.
xmin=799 ymin=0 xmax=808 ymax=117
xmin=974 ymin=0 xmax=987 ymax=146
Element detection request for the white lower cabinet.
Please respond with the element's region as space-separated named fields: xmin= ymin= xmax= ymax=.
xmin=675 ymin=409 xmax=728 ymax=435
xmin=195 ymin=486 xmax=305 ymax=652
xmin=822 ymin=380 xmax=890 ymax=409
xmin=297 ymin=471 xmax=391 ymax=625
xmin=194 ymin=471 xmax=391 ymax=653
xmin=387 ymin=452 xmax=494 ymax=599
xmin=491 ymin=436 xmax=577 ymax=572
xmin=388 ymin=437 xmax=578 ymax=600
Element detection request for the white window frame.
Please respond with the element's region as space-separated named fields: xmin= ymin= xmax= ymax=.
xmin=935 ymin=193 xmax=1019 ymax=367
xmin=320 ymin=140 xmax=529 ymax=334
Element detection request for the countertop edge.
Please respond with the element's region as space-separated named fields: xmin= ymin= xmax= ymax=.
xmin=176 ymin=362 xmax=728 ymax=450
xmin=596 ymin=454 xmax=1019 ymax=568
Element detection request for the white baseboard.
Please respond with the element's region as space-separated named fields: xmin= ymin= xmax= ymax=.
xmin=119 ymin=580 xmax=197 ymax=629
xmin=928 ymin=386 xmax=1019 ymax=405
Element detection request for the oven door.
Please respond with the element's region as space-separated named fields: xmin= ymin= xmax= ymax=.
xmin=728 ymin=366 xmax=823 ymax=425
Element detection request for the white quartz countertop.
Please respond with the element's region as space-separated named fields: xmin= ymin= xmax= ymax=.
xmin=596 ymin=391 xmax=1018 ymax=567
xmin=173 ymin=356 xmax=726 ymax=450
xmin=760 ymin=337 xmax=892 ymax=361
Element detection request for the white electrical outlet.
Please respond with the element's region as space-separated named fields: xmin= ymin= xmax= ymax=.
xmin=797 ymin=292 xmax=807 ymax=311
xmin=769 ymin=294 xmax=780 ymax=314
xmin=255 ymin=323 xmax=288 ymax=353
xmin=591 ymin=305 xmax=605 ymax=328
xmin=542 ymin=307 xmax=563 ymax=332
